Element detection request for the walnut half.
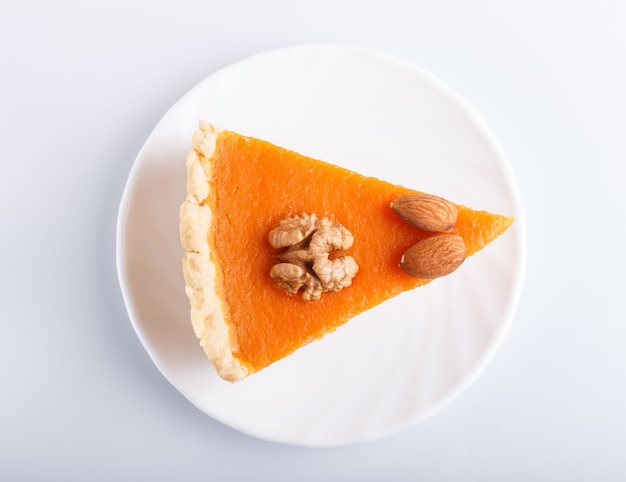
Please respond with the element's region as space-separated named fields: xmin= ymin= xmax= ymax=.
xmin=268 ymin=213 xmax=359 ymax=301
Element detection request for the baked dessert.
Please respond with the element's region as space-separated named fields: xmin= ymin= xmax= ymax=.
xmin=180 ymin=122 xmax=514 ymax=382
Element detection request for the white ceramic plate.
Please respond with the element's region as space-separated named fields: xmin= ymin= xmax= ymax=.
xmin=116 ymin=44 xmax=526 ymax=447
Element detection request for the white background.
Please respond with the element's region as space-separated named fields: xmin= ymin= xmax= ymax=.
xmin=2 ymin=1 xmax=625 ymax=480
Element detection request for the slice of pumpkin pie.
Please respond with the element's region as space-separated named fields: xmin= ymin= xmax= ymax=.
xmin=180 ymin=122 xmax=514 ymax=382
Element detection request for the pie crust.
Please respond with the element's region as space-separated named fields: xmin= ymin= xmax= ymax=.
xmin=180 ymin=123 xmax=248 ymax=381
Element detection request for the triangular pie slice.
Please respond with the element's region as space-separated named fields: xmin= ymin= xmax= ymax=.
xmin=180 ymin=122 xmax=514 ymax=382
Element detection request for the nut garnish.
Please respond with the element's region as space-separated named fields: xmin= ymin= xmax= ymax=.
xmin=268 ymin=213 xmax=359 ymax=301
xmin=400 ymin=234 xmax=466 ymax=279
xmin=391 ymin=193 xmax=458 ymax=232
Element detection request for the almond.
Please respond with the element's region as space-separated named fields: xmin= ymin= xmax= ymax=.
xmin=390 ymin=193 xmax=458 ymax=232
xmin=400 ymin=234 xmax=466 ymax=279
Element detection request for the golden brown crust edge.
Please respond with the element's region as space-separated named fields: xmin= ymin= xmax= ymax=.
xmin=179 ymin=122 xmax=248 ymax=382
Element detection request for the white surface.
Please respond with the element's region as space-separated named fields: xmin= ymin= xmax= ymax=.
xmin=2 ymin=0 xmax=625 ymax=479
xmin=117 ymin=45 xmax=525 ymax=446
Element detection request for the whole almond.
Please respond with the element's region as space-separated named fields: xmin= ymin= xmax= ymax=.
xmin=400 ymin=234 xmax=466 ymax=279
xmin=391 ymin=193 xmax=458 ymax=232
